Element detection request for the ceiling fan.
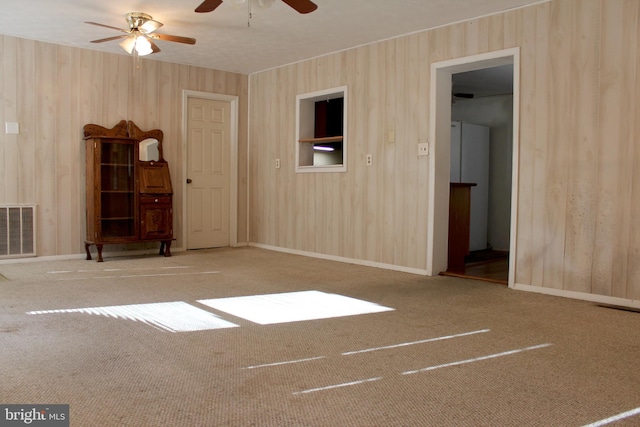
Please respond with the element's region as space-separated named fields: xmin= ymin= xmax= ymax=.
xmin=195 ymin=0 xmax=318 ymax=14
xmin=86 ymin=13 xmax=196 ymax=56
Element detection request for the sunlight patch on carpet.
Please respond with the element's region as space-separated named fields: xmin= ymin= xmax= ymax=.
xmin=27 ymin=301 xmax=239 ymax=332
xmin=198 ymin=290 xmax=394 ymax=325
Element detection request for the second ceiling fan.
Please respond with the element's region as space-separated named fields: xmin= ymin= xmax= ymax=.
xmin=195 ymin=0 xmax=317 ymax=14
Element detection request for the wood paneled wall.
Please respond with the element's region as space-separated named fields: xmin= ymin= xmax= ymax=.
xmin=248 ymin=0 xmax=640 ymax=301
xmin=2 ymin=0 xmax=639 ymax=303
xmin=0 ymin=36 xmax=248 ymax=255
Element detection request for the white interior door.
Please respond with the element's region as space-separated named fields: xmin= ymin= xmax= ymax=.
xmin=186 ymin=97 xmax=231 ymax=249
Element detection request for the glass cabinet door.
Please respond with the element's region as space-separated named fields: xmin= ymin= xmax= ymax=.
xmin=98 ymin=141 xmax=136 ymax=239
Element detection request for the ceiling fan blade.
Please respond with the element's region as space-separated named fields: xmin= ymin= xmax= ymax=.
xmin=195 ymin=0 xmax=223 ymax=13
xmin=85 ymin=21 xmax=128 ymax=32
xmin=281 ymin=0 xmax=317 ymax=14
xmin=149 ymin=39 xmax=161 ymax=54
xmin=119 ymin=36 xmax=136 ymax=54
xmin=153 ymin=33 xmax=197 ymax=45
xmin=90 ymin=35 xmax=129 ymax=44
xmin=140 ymin=19 xmax=163 ymax=33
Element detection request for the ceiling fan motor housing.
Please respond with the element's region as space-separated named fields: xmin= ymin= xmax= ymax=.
xmin=126 ymin=12 xmax=153 ymax=30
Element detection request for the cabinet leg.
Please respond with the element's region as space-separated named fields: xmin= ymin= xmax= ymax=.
xmin=159 ymin=242 xmax=165 ymax=256
xmin=163 ymin=241 xmax=172 ymax=257
xmin=96 ymin=244 xmax=104 ymax=262
xmin=84 ymin=242 xmax=92 ymax=260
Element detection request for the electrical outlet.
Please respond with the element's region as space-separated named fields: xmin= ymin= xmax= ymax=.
xmin=418 ymin=143 xmax=429 ymax=156
xmin=366 ymin=154 xmax=373 ymax=166
xmin=275 ymin=158 xmax=281 ymax=169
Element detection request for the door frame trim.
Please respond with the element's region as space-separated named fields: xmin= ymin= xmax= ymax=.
xmin=182 ymin=90 xmax=239 ymax=249
xmin=426 ymin=47 xmax=520 ymax=287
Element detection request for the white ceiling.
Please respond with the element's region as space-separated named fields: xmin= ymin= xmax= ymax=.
xmin=453 ymin=64 xmax=514 ymax=98
xmin=0 ymin=0 xmax=545 ymax=75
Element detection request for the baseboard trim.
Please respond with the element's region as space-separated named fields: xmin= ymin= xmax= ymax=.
xmin=512 ymin=282 xmax=640 ymax=309
xmin=0 ymin=247 xmax=187 ymax=265
xmin=0 ymin=242 xmax=245 ymax=265
xmin=7 ymin=244 xmax=637 ymax=310
xmin=248 ymin=243 xmax=429 ymax=276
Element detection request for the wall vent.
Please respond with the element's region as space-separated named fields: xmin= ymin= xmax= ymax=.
xmin=0 ymin=205 xmax=36 ymax=258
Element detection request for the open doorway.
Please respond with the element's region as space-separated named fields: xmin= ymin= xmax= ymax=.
xmin=447 ymin=64 xmax=513 ymax=283
xmin=426 ymin=48 xmax=520 ymax=287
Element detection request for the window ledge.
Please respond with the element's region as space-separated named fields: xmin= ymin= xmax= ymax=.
xmin=298 ymin=136 xmax=343 ymax=143
xmin=296 ymin=164 xmax=346 ymax=173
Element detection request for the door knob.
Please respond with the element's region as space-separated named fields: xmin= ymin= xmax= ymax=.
xmin=186 ymin=178 xmax=192 ymax=184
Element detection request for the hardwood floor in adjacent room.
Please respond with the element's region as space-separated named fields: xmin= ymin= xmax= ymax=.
xmin=442 ymin=250 xmax=509 ymax=284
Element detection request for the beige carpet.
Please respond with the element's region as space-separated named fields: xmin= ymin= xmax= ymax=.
xmin=1 ymin=247 xmax=639 ymax=426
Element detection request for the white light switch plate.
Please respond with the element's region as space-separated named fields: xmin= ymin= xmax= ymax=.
xmin=418 ymin=142 xmax=429 ymax=156
xmin=5 ymin=122 xmax=19 ymax=135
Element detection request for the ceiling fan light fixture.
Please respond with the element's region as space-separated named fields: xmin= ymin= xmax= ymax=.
xmin=119 ymin=34 xmax=153 ymax=56
xmin=134 ymin=36 xmax=153 ymax=56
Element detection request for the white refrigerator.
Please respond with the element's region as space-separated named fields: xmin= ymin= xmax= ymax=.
xmin=450 ymin=121 xmax=490 ymax=252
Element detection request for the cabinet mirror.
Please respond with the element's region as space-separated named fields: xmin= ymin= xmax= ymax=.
xmin=139 ymin=138 xmax=160 ymax=161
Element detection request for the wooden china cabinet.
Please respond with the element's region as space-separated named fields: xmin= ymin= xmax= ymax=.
xmin=84 ymin=120 xmax=173 ymax=262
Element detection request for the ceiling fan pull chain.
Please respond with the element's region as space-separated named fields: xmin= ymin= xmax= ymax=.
xmin=133 ymin=48 xmax=140 ymax=78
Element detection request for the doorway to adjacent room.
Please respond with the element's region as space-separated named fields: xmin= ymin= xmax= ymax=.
xmin=427 ymin=48 xmax=520 ymax=286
